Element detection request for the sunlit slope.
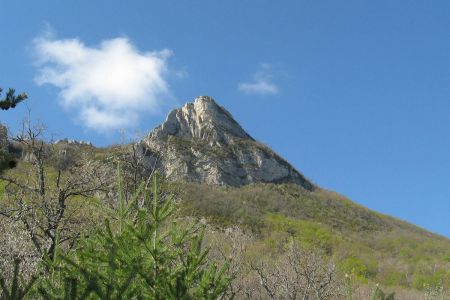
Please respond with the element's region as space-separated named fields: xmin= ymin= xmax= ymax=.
xmin=178 ymin=182 xmax=450 ymax=290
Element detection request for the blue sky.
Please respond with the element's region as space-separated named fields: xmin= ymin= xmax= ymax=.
xmin=1 ymin=1 xmax=449 ymax=237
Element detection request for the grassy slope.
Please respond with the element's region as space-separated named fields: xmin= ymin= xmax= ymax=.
xmin=177 ymin=182 xmax=450 ymax=290
xmin=1 ymin=142 xmax=449 ymax=293
xmin=50 ymin=142 xmax=450 ymax=291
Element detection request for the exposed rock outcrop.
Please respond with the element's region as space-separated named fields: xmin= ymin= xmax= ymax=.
xmin=141 ymin=96 xmax=314 ymax=190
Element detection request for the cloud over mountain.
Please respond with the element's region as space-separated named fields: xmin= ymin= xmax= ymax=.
xmin=238 ymin=63 xmax=279 ymax=95
xmin=34 ymin=34 xmax=172 ymax=131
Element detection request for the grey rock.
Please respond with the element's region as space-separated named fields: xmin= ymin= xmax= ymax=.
xmin=141 ymin=96 xmax=314 ymax=190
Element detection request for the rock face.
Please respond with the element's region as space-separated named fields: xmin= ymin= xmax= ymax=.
xmin=141 ymin=96 xmax=314 ymax=190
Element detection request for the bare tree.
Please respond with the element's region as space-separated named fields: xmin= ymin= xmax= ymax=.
xmin=108 ymin=131 xmax=161 ymax=201
xmin=0 ymin=218 xmax=38 ymax=284
xmin=204 ymin=227 xmax=342 ymax=300
xmin=0 ymin=118 xmax=110 ymax=262
xmin=250 ymin=243 xmax=342 ymax=300
xmin=118 ymin=142 xmax=159 ymax=194
xmin=205 ymin=226 xmax=256 ymax=299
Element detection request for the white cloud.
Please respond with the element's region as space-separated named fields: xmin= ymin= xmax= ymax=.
xmin=238 ymin=63 xmax=279 ymax=95
xmin=33 ymin=34 xmax=173 ymax=131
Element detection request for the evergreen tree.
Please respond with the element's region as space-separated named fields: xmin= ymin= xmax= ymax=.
xmin=38 ymin=168 xmax=232 ymax=299
xmin=0 ymin=88 xmax=27 ymax=110
xmin=0 ymin=87 xmax=27 ymax=172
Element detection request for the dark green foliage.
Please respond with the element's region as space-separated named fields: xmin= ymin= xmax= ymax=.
xmin=0 ymin=259 xmax=37 ymax=300
xmin=0 ymin=86 xmax=26 ymax=172
xmin=38 ymin=168 xmax=232 ymax=299
xmin=0 ymin=88 xmax=27 ymax=110
xmin=0 ymin=148 xmax=17 ymax=173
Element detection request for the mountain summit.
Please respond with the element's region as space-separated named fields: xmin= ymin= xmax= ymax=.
xmin=148 ymin=96 xmax=252 ymax=145
xmin=142 ymin=96 xmax=314 ymax=189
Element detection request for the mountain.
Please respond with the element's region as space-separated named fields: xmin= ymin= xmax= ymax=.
xmin=134 ymin=96 xmax=449 ymax=293
xmin=140 ymin=96 xmax=314 ymax=189
xmin=1 ymin=96 xmax=448 ymax=296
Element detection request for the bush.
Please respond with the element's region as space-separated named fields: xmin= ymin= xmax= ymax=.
xmin=413 ymin=271 xmax=449 ymax=291
xmin=265 ymin=213 xmax=333 ymax=253
xmin=383 ymin=271 xmax=408 ymax=287
xmin=338 ymin=256 xmax=378 ymax=283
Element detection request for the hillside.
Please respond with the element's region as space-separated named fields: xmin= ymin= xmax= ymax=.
xmin=0 ymin=96 xmax=449 ymax=298
xmin=178 ymin=182 xmax=450 ymax=290
xmin=86 ymin=96 xmax=450 ymax=292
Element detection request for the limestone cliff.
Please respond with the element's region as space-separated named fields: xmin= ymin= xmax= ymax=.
xmin=141 ymin=96 xmax=314 ymax=190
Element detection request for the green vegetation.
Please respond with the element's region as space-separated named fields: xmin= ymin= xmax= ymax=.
xmin=1 ymin=170 xmax=232 ymax=299
xmin=265 ymin=213 xmax=334 ymax=253
xmin=0 ymin=86 xmax=27 ymax=173
xmin=0 ymin=148 xmax=15 ymax=173
xmin=178 ymin=182 xmax=450 ymax=293
xmin=36 ymin=172 xmax=231 ymax=299
xmin=0 ymin=136 xmax=448 ymax=299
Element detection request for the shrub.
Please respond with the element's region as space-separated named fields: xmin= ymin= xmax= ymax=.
xmin=413 ymin=271 xmax=449 ymax=291
xmin=383 ymin=271 xmax=408 ymax=287
xmin=338 ymin=256 xmax=378 ymax=283
xmin=265 ymin=213 xmax=333 ymax=253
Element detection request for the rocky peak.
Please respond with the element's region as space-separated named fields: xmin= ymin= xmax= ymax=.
xmin=142 ymin=96 xmax=314 ymax=190
xmin=148 ymin=96 xmax=252 ymax=145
